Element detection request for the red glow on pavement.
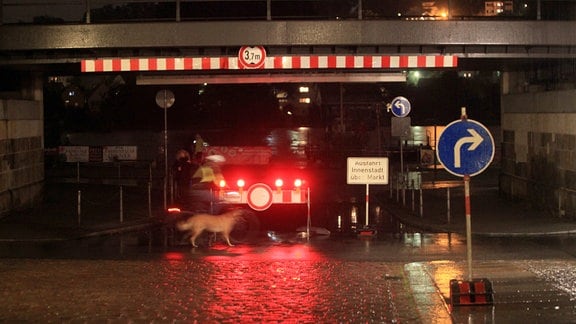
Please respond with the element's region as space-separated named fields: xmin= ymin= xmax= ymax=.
xmin=268 ymin=244 xmax=325 ymax=260
xmin=202 ymin=244 xmax=327 ymax=322
xmin=163 ymin=252 xmax=185 ymax=261
xmin=204 ymin=243 xmax=327 ymax=262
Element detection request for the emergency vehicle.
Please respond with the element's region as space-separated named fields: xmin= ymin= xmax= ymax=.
xmin=166 ymin=146 xmax=313 ymax=243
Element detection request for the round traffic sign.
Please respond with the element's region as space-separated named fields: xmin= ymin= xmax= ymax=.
xmin=247 ymin=183 xmax=274 ymax=211
xmin=238 ymin=46 xmax=266 ymax=69
xmin=155 ymin=89 xmax=175 ymax=109
xmin=390 ymin=96 xmax=411 ymax=117
xmin=436 ymin=119 xmax=495 ymax=177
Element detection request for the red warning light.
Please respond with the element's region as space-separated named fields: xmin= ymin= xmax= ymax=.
xmin=275 ymin=179 xmax=283 ymax=188
xmin=237 ymin=179 xmax=245 ymax=188
xmin=294 ymin=178 xmax=302 ymax=188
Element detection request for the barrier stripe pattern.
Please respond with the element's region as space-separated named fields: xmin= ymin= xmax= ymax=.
xmin=81 ymin=55 xmax=458 ymax=72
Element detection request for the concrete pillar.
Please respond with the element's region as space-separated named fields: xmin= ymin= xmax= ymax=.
xmin=0 ymin=72 xmax=44 ymax=216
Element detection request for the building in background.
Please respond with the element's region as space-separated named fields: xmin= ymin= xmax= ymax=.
xmin=485 ymin=1 xmax=513 ymax=16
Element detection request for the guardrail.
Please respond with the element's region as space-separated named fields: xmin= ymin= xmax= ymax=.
xmin=0 ymin=0 xmax=570 ymax=25
xmin=46 ymin=160 xmax=164 ymax=225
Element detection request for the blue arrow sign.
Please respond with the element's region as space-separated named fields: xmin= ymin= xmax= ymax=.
xmin=436 ymin=119 xmax=495 ymax=177
xmin=390 ymin=96 xmax=411 ymax=117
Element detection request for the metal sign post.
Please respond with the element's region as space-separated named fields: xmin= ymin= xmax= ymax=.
xmin=347 ymin=157 xmax=389 ymax=231
xmin=389 ymin=96 xmax=412 ymax=198
xmin=155 ymin=89 xmax=175 ymax=210
xmin=437 ymin=107 xmax=495 ymax=299
xmin=437 ymin=108 xmax=495 ymax=279
xmin=464 ymin=174 xmax=472 ymax=279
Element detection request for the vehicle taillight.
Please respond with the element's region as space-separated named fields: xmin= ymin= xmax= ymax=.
xmin=237 ymin=179 xmax=245 ymax=193
xmin=237 ymin=179 xmax=245 ymax=188
xmin=218 ymin=179 xmax=226 ymax=188
xmin=294 ymin=178 xmax=302 ymax=188
xmin=167 ymin=207 xmax=181 ymax=213
xmin=275 ymin=178 xmax=283 ymax=193
xmin=274 ymin=178 xmax=283 ymax=188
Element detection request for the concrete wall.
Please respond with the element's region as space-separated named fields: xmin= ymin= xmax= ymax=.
xmin=501 ymin=72 xmax=576 ymax=218
xmin=0 ymin=74 xmax=44 ymax=216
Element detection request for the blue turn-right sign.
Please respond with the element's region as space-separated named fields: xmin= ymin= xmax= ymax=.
xmin=436 ymin=119 xmax=495 ymax=177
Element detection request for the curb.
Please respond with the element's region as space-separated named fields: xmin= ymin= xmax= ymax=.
xmin=386 ymin=205 xmax=576 ymax=238
xmin=0 ymin=219 xmax=162 ymax=243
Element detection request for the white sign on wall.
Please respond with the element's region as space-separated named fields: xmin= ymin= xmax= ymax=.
xmin=346 ymin=157 xmax=389 ymax=185
xmin=59 ymin=146 xmax=89 ymax=162
xmin=103 ymin=146 xmax=138 ymax=162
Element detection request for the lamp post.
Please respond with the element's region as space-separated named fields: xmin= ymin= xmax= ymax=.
xmin=155 ymin=89 xmax=175 ymax=210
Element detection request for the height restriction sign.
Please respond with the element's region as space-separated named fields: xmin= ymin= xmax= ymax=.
xmin=238 ymin=46 xmax=266 ymax=69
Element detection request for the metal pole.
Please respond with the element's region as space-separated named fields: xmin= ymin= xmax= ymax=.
xmin=376 ymin=105 xmax=382 ymax=156
xmin=170 ymin=170 xmax=174 ymax=204
xmin=307 ymin=187 xmax=311 ymax=240
xmin=411 ymin=180 xmax=415 ymax=212
xmin=464 ymin=175 xmax=472 ymax=281
xmin=148 ymin=181 xmax=152 ymax=218
xmin=76 ymin=161 xmax=81 ymax=225
xmin=266 ymin=0 xmax=271 ymax=20
xmin=163 ymin=93 xmax=168 ymax=210
xmin=175 ymin=0 xmax=181 ymax=22
xmin=433 ymin=125 xmax=437 ymax=180
xmin=85 ymin=0 xmax=91 ymax=24
xmin=402 ymin=180 xmax=406 ymax=206
xmin=400 ymin=138 xmax=404 ymax=185
xmin=447 ymin=187 xmax=451 ymax=224
xmin=396 ymin=174 xmax=399 ymax=202
xmin=120 ymin=185 xmax=124 ymax=223
xmin=118 ymin=164 xmax=123 ymax=222
xmin=558 ymin=191 xmax=562 ymax=217
xmin=401 ymin=140 xmax=405 ymax=206
xmin=419 ymin=189 xmax=423 ymax=217
xmin=148 ymin=163 xmax=152 ymax=217
xmin=77 ymin=190 xmax=82 ymax=226
xmin=365 ymin=184 xmax=369 ymax=226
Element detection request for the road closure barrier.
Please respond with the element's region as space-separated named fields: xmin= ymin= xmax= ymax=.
xmin=450 ymin=278 xmax=494 ymax=306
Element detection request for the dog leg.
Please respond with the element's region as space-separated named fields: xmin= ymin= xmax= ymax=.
xmin=190 ymin=229 xmax=201 ymax=247
xmin=223 ymin=233 xmax=234 ymax=246
xmin=208 ymin=232 xmax=217 ymax=247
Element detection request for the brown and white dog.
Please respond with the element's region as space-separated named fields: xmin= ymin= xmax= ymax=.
xmin=176 ymin=209 xmax=243 ymax=247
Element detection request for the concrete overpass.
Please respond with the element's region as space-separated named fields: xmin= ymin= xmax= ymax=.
xmin=1 ymin=19 xmax=576 ymax=69
xmin=1 ymin=2 xmax=576 ymax=217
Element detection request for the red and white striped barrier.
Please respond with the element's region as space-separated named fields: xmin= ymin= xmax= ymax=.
xmin=81 ymin=55 xmax=457 ymax=73
xmin=220 ymin=183 xmax=308 ymax=211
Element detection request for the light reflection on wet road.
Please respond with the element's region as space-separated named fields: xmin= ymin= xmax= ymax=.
xmin=2 ymin=232 xmax=576 ymax=322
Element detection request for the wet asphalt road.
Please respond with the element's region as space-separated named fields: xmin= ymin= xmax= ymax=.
xmin=2 ymin=232 xmax=576 ymax=322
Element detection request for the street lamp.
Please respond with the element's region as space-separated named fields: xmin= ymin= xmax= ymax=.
xmin=155 ymin=89 xmax=175 ymax=210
